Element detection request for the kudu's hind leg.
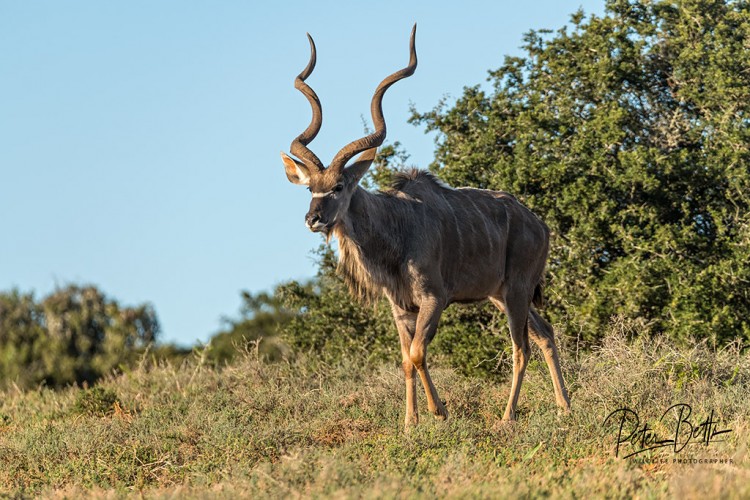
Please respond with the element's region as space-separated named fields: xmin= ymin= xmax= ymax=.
xmin=494 ymin=294 xmax=531 ymax=421
xmin=391 ymin=304 xmax=419 ymax=428
xmin=410 ymin=297 xmax=449 ymax=420
xmin=528 ymin=307 xmax=571 ymax=413
xmin=490 ymin=297 xmax=571 ymax=416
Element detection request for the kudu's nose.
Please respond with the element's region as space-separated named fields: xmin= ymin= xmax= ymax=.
xmin=306 ymin=213 xmax=327 ymax=232
xmin=305 ymin=213 xmax=320 ymax=227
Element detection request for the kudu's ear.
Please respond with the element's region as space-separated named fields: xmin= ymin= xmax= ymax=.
xmin=344 ymin=148 xmax=378 ymax=185
xmin=281 ymin=152 xmax=312 ymax=186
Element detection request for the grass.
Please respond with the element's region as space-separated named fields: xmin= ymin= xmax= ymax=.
xmin=1 ymin=325 xmax=749 ymax=498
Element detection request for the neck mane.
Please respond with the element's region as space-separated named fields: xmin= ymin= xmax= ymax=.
xmin=332 ymin=187 xmax=410 ymax=307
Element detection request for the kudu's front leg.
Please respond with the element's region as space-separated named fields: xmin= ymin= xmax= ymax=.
xmin=391 ymin=304 xmax=419 ymax=429
xmin=410 ymin=296 xmax=449 ymax=420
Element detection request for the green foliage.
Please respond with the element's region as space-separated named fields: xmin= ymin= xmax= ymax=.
xmin=206 ymin=291 xmax=292 ymax=365
xmin=411 ymin=0 xmax=750 ymax=344
xmin=0 ymin=284 xmax=160 ymax=390
xmin=359 ymin=141 xmax=411 ymax=190
xmin=276 ymin=246 xmax=397 ymax=367
xmin=0 ymin=290 xmax=48 ymax=389
xmin=430 ymin=302 xmax=510 ymax=378
xmin=73 ymin=386 xmax=119 ymax=417
xmin=144 ymin=343 xmax=192 ymax=366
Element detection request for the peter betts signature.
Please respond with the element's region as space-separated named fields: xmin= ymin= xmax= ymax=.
xmin=603 ymin=404 xmax=732 ymax=458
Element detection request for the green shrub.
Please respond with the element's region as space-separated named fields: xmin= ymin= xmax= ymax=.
xmin=73 ymin=386 xmax=119 ymax=417
xmin=0 ymin=285 xmax=160 ymax=390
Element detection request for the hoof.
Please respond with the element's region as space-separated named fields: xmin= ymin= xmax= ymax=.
xmin=557 ymin=400 xmax=572 ymax=416
xmin=432 ymin=400 xmax=449 ymax=421
xmin=404 ymin=416 xmax=419 ymax=432
xmin=501 ymin=411 xmax=517 ymax=422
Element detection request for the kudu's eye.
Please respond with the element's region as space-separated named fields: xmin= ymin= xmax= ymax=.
xmin=334 ymin=184 xmax=344 ymax=193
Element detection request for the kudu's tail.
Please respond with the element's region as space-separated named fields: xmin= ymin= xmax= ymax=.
xmin=532 ymin=281 xmax=545 ymax=308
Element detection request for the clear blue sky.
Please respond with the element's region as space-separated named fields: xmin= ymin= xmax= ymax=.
xmin=1 ymin=1 xmax=605 ymax=346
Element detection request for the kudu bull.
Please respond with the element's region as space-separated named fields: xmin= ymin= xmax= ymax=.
xmin=281 ymin=25 xmax=571 ymax=429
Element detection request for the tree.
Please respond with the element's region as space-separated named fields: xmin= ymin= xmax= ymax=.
xmin=0 ymin=291 xmax=48 ymax=389
xmin=411 ymin=0 xmax=750 ymax=344
xmin=0 ymin=284 xmax=160 ymax=389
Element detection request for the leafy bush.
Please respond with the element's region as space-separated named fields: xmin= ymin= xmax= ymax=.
xmin=277 ymin=247 xmax=397 ymax=368
xmin=0 ymin=285 xmax=159 ymax=390
xmin=73 ymin=386 xmax=119 ymax=417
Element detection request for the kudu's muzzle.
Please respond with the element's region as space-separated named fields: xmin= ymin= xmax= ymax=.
xmin=305 ymin=212 xmax=328 ymax=232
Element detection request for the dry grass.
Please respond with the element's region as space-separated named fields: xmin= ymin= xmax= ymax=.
xmin=1 ymin=323 xmax=748 ymax=498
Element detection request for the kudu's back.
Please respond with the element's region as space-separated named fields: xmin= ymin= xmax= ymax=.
xmin=386 ymin=170 xmax=550 ymax=307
